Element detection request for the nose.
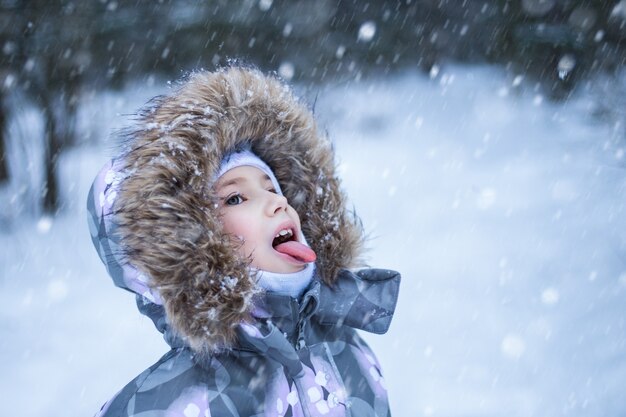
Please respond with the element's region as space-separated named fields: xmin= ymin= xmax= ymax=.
xmin=265 ymin=191 xmax=288 ymax=216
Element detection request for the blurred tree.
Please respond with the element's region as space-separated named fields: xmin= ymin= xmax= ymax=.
xmin=0 ymin=0 xmax=625 ymax=214
xmin=1 ymin=0 xmax=94 ymax=212
xmin=498 ymin=0 xmax=625 ymax=98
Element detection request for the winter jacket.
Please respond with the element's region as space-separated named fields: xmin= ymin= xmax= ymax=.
xmin=87 ymin=67 xmax=400 ymax=417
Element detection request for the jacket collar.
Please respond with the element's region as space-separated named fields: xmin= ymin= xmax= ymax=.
xmin=249 ymin=279 xmax=321 ymax=337
xmin=233 ymin=268 xmax=400 ymax=377
xmin=250 ymin=268 xmax=401 ymax=335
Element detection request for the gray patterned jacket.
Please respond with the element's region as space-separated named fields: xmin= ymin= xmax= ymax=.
xmin=90 ymin=266 xmax=400 ymax=417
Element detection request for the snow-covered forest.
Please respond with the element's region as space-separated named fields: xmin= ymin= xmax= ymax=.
xmin=1 ymin=1 xmax=625 ymax=417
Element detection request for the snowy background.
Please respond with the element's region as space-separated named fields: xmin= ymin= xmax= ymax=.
xmin=1 ymin=65 xmax=626 ymax=417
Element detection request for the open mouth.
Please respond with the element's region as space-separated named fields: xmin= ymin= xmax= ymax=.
xmin=272 ymin=228 xmax=296 ymax=248
xmin=271 ymin=225 xmax=317 ymax=263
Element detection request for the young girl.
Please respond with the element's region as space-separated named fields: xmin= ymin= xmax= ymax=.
xmin=88 ymin=66 xmax=400 ymax=417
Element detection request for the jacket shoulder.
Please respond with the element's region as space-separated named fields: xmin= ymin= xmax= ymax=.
xmin=94 ymin=350 xmax=208 ymax=416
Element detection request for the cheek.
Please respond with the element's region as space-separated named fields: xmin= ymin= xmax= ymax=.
xmin=221 ymin=212 xmax=247 ymax=239
xmin=219 ymin=210 xmax=258 ymax=256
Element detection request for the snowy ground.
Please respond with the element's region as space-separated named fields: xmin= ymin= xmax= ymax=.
xmin=1 ymin=65 xmax=625 ymax=417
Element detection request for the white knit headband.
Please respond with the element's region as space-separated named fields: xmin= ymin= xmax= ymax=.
xmin=216 ymin=149 xmax=283 ymax=195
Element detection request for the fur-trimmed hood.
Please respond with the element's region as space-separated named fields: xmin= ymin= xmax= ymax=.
xmin=87 ymin=67 xmax=364 ymax=354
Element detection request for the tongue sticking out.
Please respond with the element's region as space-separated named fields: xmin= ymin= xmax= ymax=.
xmin=274 ymin=241 xmax=317 ymax=263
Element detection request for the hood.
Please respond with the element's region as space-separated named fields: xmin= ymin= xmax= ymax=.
xmin=87 ymin=67 xmax=365 ymax=354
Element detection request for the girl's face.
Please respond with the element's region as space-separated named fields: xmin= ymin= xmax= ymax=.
xmin=215 ymin=166 xmax=309 ymax=273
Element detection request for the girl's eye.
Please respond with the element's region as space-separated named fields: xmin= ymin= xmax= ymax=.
xmin=225 ymin=194 xmax=244 ymax=206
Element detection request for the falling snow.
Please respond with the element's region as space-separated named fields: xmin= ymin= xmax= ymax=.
xmin=357 ymin=21 xmax=376 ymax=42
xmin=1 ymin=65 xmax=626 ymax=417
xmin=278 ymin=62 xmax=295 ymax=81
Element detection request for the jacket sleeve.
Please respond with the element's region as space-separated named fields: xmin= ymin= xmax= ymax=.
xmin=316 ymin=268 xmax=401 ymax=334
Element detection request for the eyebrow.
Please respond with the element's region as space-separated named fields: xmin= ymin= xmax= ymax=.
xmin=217 ymin=173 xmax=272 ymax=189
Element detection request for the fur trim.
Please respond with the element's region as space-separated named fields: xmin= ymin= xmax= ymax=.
xmin=113 ymin=67 xmax=364 ymax=353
